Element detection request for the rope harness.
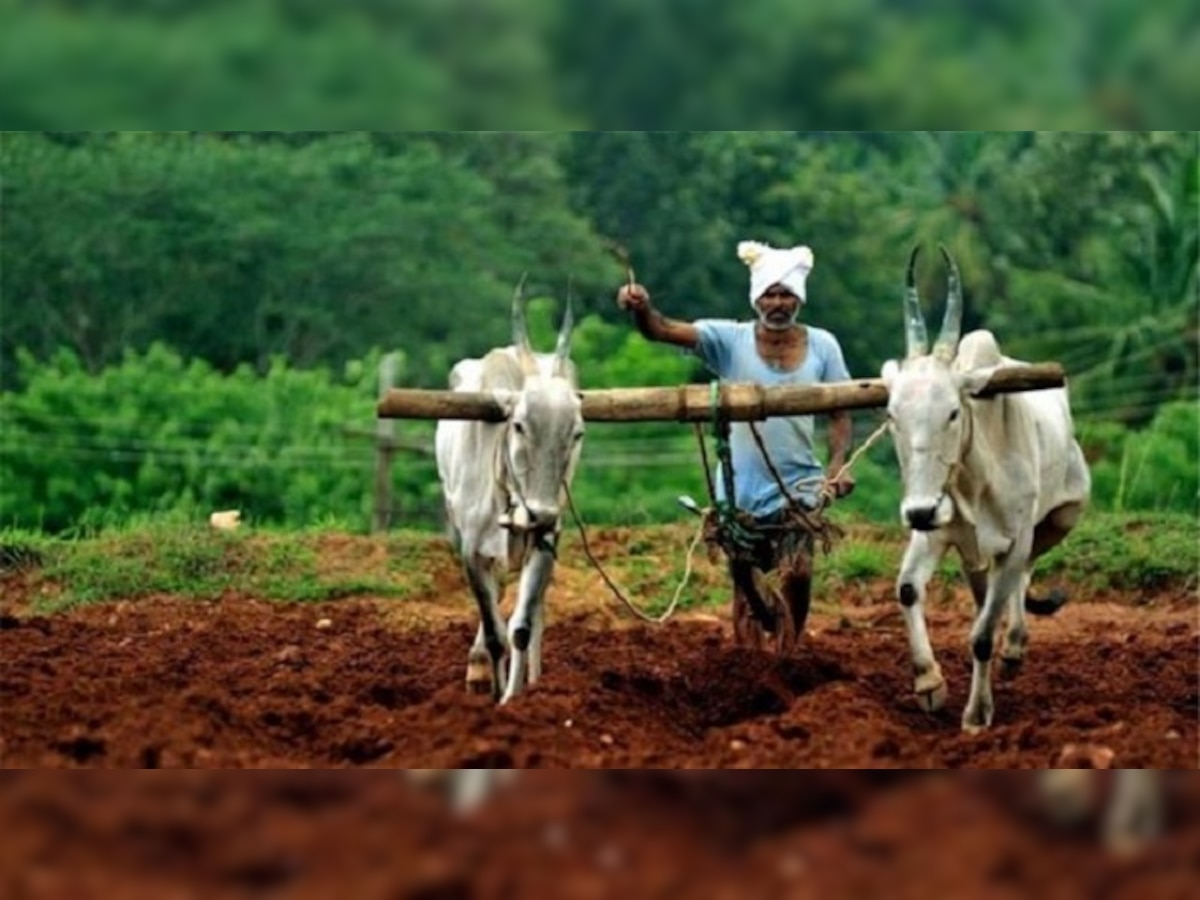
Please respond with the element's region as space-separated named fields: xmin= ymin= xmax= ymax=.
xmin=495 ymin=420 xmax=562 ymax=558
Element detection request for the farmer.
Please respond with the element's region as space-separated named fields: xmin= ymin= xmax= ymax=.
xmin=616 ymin=240 xmax=855 ymax=651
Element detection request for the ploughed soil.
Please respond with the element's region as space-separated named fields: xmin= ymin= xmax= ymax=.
xmin=1 ymin=772 xmax=1198 ymax=899
xmin=1 ymin=533 xmax=1194 ymax=770
xmin=0 ymin=528 xmax=1196 ymax=896
xmin=0 ymin=594 xmax=1195 ymax=770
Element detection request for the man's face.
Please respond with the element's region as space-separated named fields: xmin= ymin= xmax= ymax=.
xmin=755 ymin=284 xmax=801 ymax=330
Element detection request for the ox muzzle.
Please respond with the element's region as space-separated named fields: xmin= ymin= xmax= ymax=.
xmin=901 ymin=493 xmax=955 ymax=532
xmin=499 ymin=502 xmax=562 ymax=555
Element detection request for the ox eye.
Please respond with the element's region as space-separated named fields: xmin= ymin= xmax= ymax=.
xmin=949 ymin=408 xmax=960 ymax=423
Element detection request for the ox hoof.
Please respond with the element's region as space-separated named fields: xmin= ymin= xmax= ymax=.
xmin=916 ymin=682 xmax=948 ymax=713
xmin=999 ymin=654 xmax=1024 ymax=679
xmin=961 ymin=705 xmax=994 ymax=734
xmin=465 ymin=677 xmax=493 ymax=697
xmin=913 ymin=670 xmax=947 ymax=713
xmin=465 ymin=678 xmax=496 ymax=699
xmin=465 ymin=661 xmax=493 ymax=695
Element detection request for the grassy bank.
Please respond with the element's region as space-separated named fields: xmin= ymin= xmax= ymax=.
xmin=0 ymin=511 xmax=1194 ymax=618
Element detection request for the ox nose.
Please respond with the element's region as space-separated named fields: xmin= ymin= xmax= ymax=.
xmin=905 ymin=505 xmax=939 ymax=532
xmin=525 ymin=503 xmax=560 ymax=530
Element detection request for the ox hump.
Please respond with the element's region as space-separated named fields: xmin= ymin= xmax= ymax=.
xmin=954 ymin=330 xmax=1003 ymax=371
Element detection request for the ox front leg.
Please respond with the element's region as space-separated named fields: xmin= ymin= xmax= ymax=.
xmin=464 ymin=555 xmax=508 ymax=702
xmin=527 ymin=594 xmax=547 ymax=685
xmin=501 ymin=545 xmax=555 ymax=705
xmin=963 ymin=548 xmax=1027 ymax=733
xmin=1105 ymin=770 xmax=1164 ymax=857
xmin=896 ymin=532 xmax=948 ymax=713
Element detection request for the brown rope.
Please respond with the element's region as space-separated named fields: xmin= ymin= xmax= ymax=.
xmin=745 ymin=421 xmax=845 ymax=557
xmin=563 ymin=482 xmax=703 ymax=625
xmin=746 ymin=420 xmax=809 ymax=517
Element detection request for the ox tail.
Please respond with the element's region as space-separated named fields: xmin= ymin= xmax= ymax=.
xmin=1024 ymin=587 xmax=1068 ymax=617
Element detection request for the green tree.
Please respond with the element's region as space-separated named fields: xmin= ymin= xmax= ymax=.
xmin=0 ymin=0 xmax=565 ymax=129
xmin=1 ymin=131 xmax=618 ymax=387
xmin=986 ymin=132 xmax=1198 ymax=423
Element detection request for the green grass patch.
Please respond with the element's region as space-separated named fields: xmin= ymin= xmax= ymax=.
xmin=2 ymin=510 xmax=1194 ymax=616
xmin=41 ymin=524 xmax=235 ymax=611
xmin=825 ymin=540 xmax=897 ymax=581
xmin=1033 ymin=511 xmax=1199 ymax=592
xmin=5 ymin=516 xmax=442 ymax=613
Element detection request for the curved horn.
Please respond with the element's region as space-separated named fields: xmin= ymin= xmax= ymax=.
xmin=511 ymin=273 xmax=537 ymax=371
xmin=904 ymin=244 xmax=929 ymax=359
xmin=553 ymin=289 xmax=575 ymax=376
xmin=933 ymin=243 xmax=962 ymax=360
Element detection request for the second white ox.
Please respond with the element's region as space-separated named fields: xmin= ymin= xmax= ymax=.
xmin=881 ymin=245 xmax=1091 ymax=732
xmin=435 ymin=282 xmax=584 ymax=705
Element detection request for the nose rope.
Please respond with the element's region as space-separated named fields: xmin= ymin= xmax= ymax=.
xmin=790 ymin=419 xmax=891 ymax=505
xmin=495 ymin=421 xmax=571 ymax=558
xmin=496 ymin=421 xmax=543 ymax=541
xmin=494 ymin=422 xmax=525 ymax=518
xmin=938 ymin=401 xmax=971 ymax=502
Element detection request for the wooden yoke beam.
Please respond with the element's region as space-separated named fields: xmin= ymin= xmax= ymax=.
xmin=376 ymin=363 xmax=1066 ymax=423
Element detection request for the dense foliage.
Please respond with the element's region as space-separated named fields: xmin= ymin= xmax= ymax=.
xmin=1 ymin=2 xmax=1196 ymax=129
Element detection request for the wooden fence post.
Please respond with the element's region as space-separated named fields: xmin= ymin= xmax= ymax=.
xmin=373 ymin=352 xmax=399 ymax=533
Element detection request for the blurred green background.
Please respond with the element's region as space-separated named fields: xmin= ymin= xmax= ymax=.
xmin=0 ymin=0 xmax=1197 ymax=129
xmin=0 ymin=3 xmax=1196 ymax=532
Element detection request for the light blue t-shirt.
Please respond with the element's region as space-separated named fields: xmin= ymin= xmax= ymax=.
xmin=692 ymin=320 xmax=851 ymax=517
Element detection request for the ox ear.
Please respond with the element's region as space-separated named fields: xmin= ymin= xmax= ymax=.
xmin=881 ymin=359 xmax=901 ymax=388
xmin=954 ymin=366 xmax=997 ymax=397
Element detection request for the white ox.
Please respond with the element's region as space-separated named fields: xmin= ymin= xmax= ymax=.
xmin=435 ymin=282 xmax=583 ymax=705
xmin=881 ymin=245 xmax=1092 ymax=733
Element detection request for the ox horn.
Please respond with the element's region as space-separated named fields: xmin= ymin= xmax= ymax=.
xmin=904 ymin=244 xmax=929 ymax=359
xmin=511 ymin=272 xmax=538 ymax=373
xmin=553 ymin=280 xmax=575 ymax=375
xmin=933 ymin=243 xmax=963 ymax=361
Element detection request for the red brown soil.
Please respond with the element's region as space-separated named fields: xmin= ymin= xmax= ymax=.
xmin=1 ymin=773 xmax=1199 ymax=899
xmin=1 ymin=590 xmax=1194 ymax=770
xmin=1 ymin=529 xmax=1198 ymax=897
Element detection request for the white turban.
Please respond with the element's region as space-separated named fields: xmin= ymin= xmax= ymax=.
xmin=737 ymin=240 xmax=814 ymax=306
